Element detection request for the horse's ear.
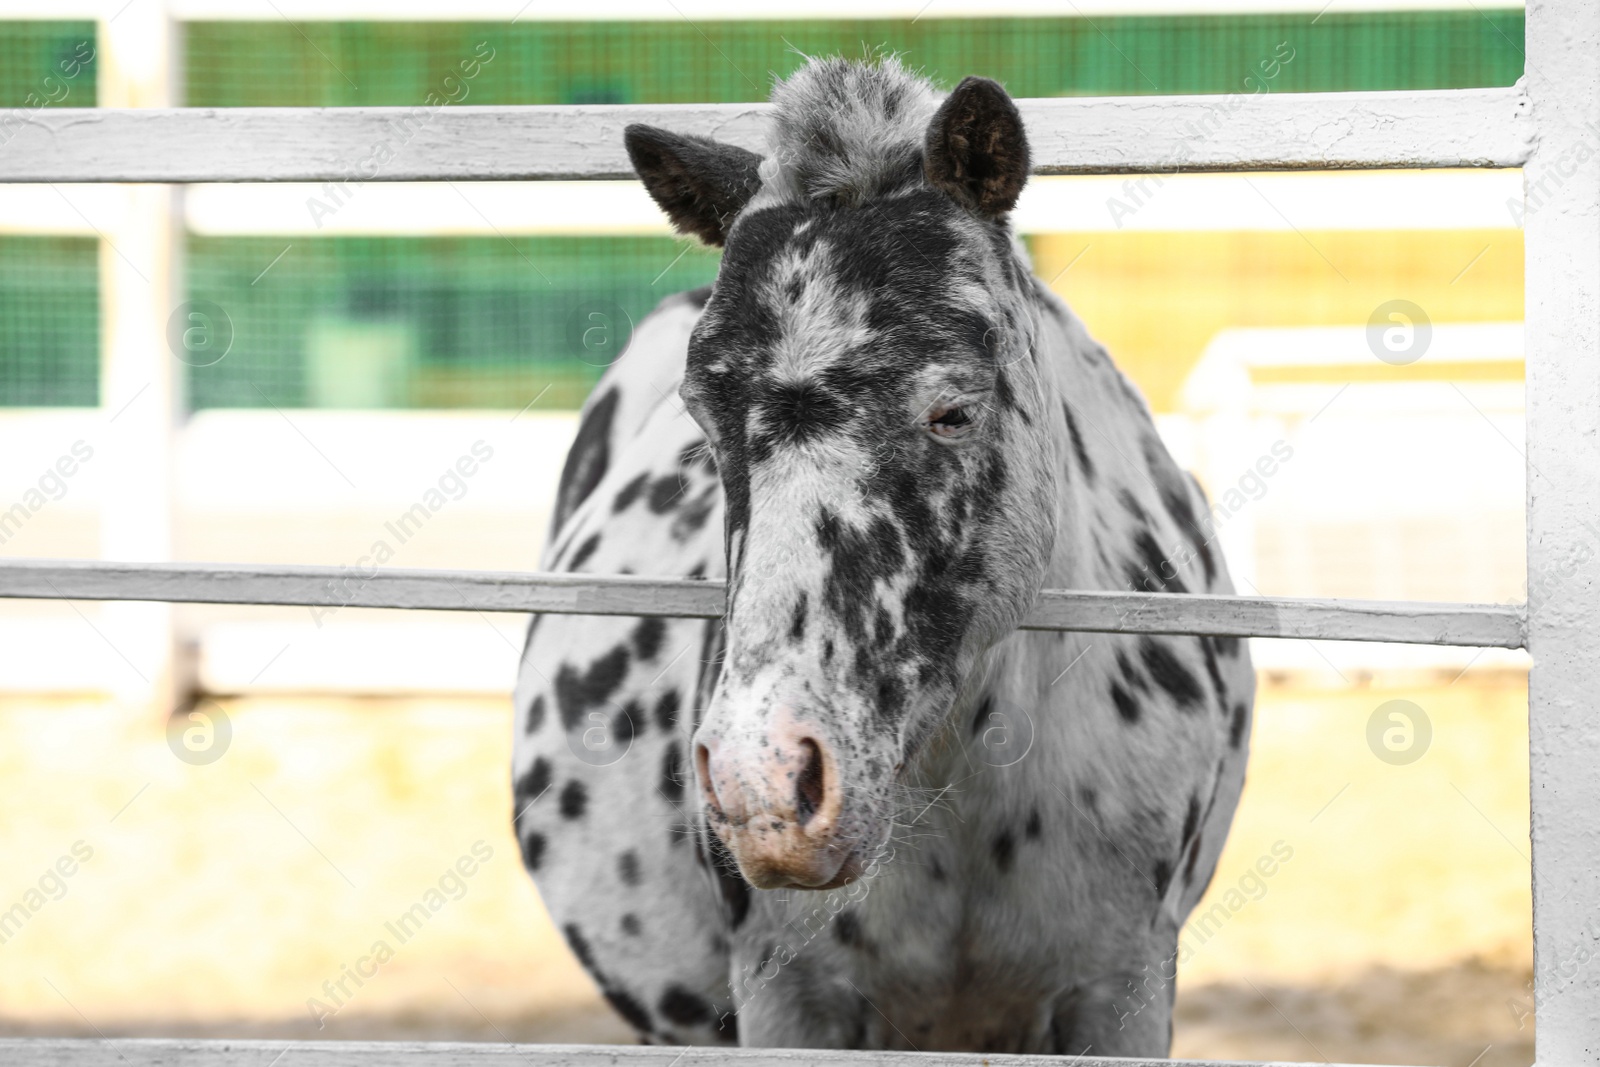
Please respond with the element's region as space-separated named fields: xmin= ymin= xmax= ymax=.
xmin=924 ymin=76 xmax=1030 ymax=219
xmin=624 ymin=125 xmax=763 ymax=247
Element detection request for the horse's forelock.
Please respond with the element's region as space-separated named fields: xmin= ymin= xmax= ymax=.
xmin=759 ymin=56 xmax=942 ymax=207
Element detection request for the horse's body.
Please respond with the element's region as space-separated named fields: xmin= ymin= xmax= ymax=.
xmin=512 ymin=58 xmax=1253 ymax=1057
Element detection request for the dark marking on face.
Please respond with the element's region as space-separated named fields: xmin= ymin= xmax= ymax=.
xmin=621 ymin=913 xmax=642 ymax=936
xmin=612 ymin=471 xmax=650 ymax=514
xmin=552 ymin=386 xmax=619 ymax=537
xmin=659 ymin=986 xmax=716 ymax=1027
xmin=1062 ymin=402 xmax=1094 ymax=481
xmin=556 ymin=647 xmax=631 ymax=731
xmin=559 ymin=779 xmax=589 ymax=820
xmin=789 ymin=593 xmax=808 ymax=642
xmin=632 ymin=616 xmax=667 ymax=661
xmin=814 ymin=509 xmax=907 ymax=643
xmin=1110 ymin=681 xmax=1141 ymax=724
xmin=618 ymin=850 xmax=642 ymax=886
xmin=655 ymin=689 xmax=681 ymax=733
xmin=749 ymin=379 xmax=851 ymax=457
xmin=1140 ymin=637 xmax=1204 ymax=711
xmin=1229 ymin=701 xmax=1249 ymax=749
xmin=992 ymin=830 xmax=1016 ymax=873
xmin=524 ymin=694 xmax=546 ymax=735
xmin=567 ymin=532 xmax=603 ymax=571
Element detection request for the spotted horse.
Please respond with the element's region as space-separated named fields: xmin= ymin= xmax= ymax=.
xmin=512 ymin=56 xmax=1254 ymax=1058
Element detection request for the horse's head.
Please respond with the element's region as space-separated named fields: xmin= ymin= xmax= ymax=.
xmin=627 ymin=59 xmax=1056 ymax=889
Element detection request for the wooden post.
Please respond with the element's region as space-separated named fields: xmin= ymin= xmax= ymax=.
xmin=96 ymin=2 xmax=186 ymax=713
xmin=1524 ymin=0 xmax=1600 ymax=1061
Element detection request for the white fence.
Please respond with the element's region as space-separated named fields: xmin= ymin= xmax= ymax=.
xmin=0 ymin=0 xmax=1595 ymax=1064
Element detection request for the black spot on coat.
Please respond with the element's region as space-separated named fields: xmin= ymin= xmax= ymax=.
xmin=516 ymin=757 xmax=552 ymax=809
xmin=569 ymin=532 xmax=602 ymax=571
xmin=520 ymin=831 xmax=546 ymax=871
xmin=1229 ymin=701 xmax=1249 ymax=749
xmin=648 ymin=474 xmax=685 ymax=513
xmin=555 ymin=647 xmax=631 ymax=730
xmin=631 ymin=616 xmax=667 ymax=661
xmin=1139 ymin=637 xmax=1204 ymax=711
xmin=655 ymin=690 xmax=681 ymax=733
xmin=658 ymin=986 xmax=715 ymax=1026
xmin=552 ymin=387 xmax=619 ymax=536
xmin=604 ymin=988 xmax=654 ymax=1036
xmin=1110 ymin=681 xmax=1141 ymax=724
xmin=1062 ymin=402 xmax=1094 ymax=481
xmin=559 ymin=779 xmax=588 ymax=820
xmin=524 ymin=695 xmax=546 ymax=735
xmin=612 ymin=471 xmax=650 ymax=513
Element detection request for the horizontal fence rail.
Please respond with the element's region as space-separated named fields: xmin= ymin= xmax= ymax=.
xmin=0 ymin=1039 xmax=1360 ymax=1067
xmin=0 ymin=559 xmax=1526 ymax=648
xmin=0 ymin=85 xmax=1533 ymax=183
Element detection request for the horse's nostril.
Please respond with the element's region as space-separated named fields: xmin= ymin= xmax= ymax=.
xmin=795 ymin=738 xmax=826 ymax=827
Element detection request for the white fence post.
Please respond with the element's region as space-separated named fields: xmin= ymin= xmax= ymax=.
xmin=96 ymin=1 xmax=185 ymax=713
xmin=1524 ymin=0 xmax=1600 ymax=1060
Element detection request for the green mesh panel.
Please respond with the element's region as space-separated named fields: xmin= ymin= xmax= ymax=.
xmin=0 ymin=236 xmax=99 ymax=407
xmin=0 ymin=24 xmax=99 ymax=406
xmin=185 ymin=236 xmax=721 ymax=410
xmin=185 ymin=12 xmax=1525 ymax=107
xmin=0 ymin=21 xmax=96 ymax=109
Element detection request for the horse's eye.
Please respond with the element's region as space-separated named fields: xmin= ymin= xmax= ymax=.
xmin=927 ymin=404 xmax=972 ymax=438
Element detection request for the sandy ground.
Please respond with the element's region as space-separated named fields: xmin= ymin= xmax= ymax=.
xmin=0 ymin=673 xmax=1532 ymax=1064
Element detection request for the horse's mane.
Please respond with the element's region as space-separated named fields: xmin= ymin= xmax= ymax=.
xmin=759 ymin=55 xmax=942 ymax=208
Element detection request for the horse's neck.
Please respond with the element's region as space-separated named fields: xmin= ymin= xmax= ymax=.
xmin=1029 ymin=286 xmax=1151 ymax=595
